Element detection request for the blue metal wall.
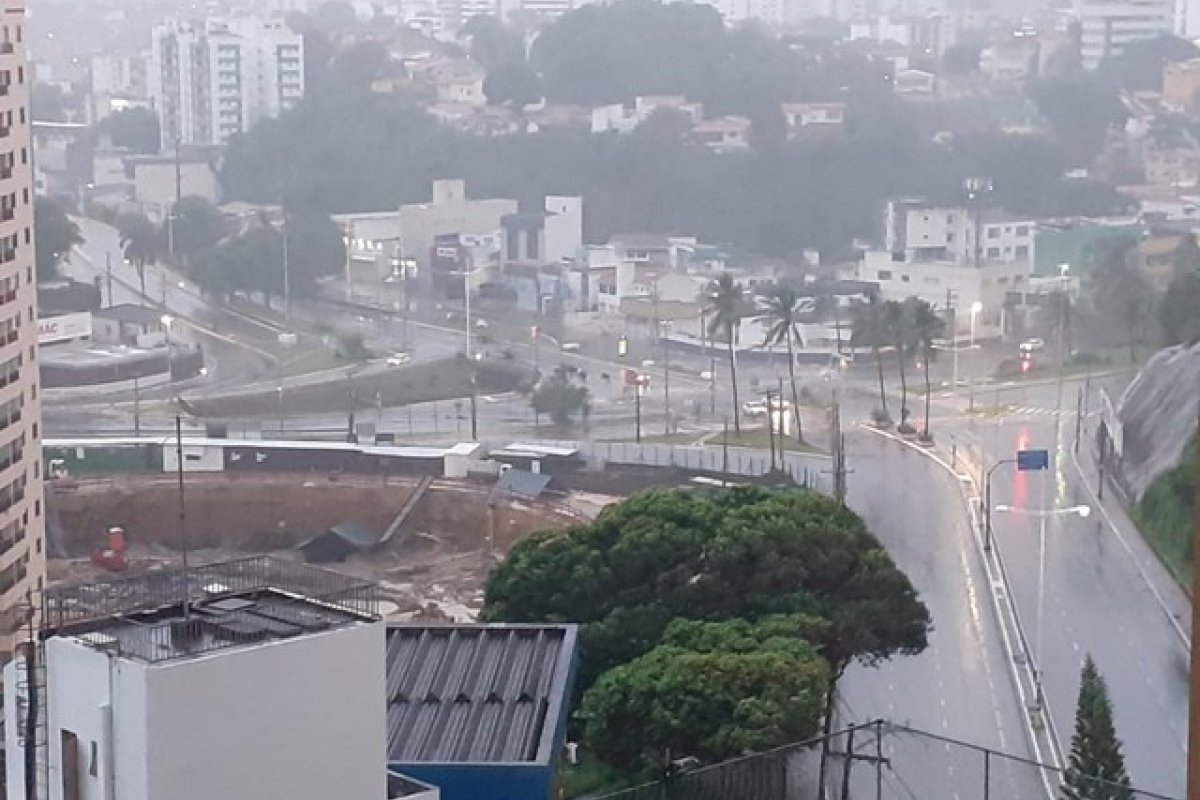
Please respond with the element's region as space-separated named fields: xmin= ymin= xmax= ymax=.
xmin=387 ymin=762 xmax=554 ymax=800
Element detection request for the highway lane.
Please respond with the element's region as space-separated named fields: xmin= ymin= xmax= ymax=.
xmin=983 ymin=414 xmax=1187 ymax=799
xmin=838 ymin=433 xmax=1044 ymax=799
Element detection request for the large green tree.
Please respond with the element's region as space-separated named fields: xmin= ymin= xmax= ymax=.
xmin=34 ymin=196 xmax=82 ymax=281
xmin=483 ymin=486 xmax=930 ymax=698
xmin=757 ymin=283 xmax=806 ymax=442
xmin=96 ymin=107 xmax=161 ymax=154
xmin=905 ymin=297 xmax=945 ymax=441
xmin=581 ymin=616 xmax=830 ymax=770
xmin=117 ymin=212 xmax=160 ymax=295
xmin=1062 ymin=655 xmax=1133 ymax=800
xmin=1159 ymin=270 xmax=1200 ymax=346
xmin=705 ymin=273 xmax=746 ymax=434
xmin=1090 ymin=242 xmax=1152 ymax=361
xmin=851 ymin=296 xmax=890 ymax=422
xmin=170 ymin=195 xmax=228 ymax=265
xmin=531 ymin=370 xmax=589 ymax=425
xmin=883 ymin=300 xmax=914 ymax=431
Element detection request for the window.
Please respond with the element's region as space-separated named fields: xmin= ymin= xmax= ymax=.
xmin=901 ymin=274 xmax=910 ymax=282
xmin=987 ymin=247 xmax=1001 ymax=258
xmin=1015 ymin=245 xmax=1029 ymax=259
xmin=987 ymin=227 xmax=1000 ymax=238
xmin=877 ymin=269 xmax=893 ymax=280
xmin=1016 ymin=225 xmax=1029 ymax=236
xmin=527 ymin=232 xmax=539 ymax=260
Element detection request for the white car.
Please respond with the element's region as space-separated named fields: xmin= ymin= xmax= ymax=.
xmin=385 ymin=352 xmax=412 ymax=366
xmin=1019 ymin=338 xmax=1045 ymax=353
xmin=743 ymin=397 xmax=790 ymax=417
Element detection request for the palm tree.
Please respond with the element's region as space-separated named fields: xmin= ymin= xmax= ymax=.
xmin=117 ymin=212 xmax=160 ymax=297
xmin=850 ymin=296 xmax=889 ymax=421
xmin=904 ymin=297 xmax=946 ymax=441
xmin=883 ymin=300 xmax=914 ymax=431
xmin=705 ymin=273 xmax=746 ymax=434
xmin=757 ymin=283 xmax=805 ymax=443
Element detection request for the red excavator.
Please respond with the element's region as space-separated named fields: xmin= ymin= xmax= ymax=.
xmin=91 ymin=526 xmax=128 ymax=572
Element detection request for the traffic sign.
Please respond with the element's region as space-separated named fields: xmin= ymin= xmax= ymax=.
xmin=1016 ymin=449 xmax=1049 ymax=471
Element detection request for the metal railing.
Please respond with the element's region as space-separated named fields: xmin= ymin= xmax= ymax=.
xmin=43 ymin=555 xmax=379 ymax=631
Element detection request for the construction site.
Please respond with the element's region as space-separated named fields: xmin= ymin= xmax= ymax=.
xmin=44 ymin=473 xmax=600 ymax=621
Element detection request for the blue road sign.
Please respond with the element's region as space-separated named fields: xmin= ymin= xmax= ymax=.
xmin=1016 ymin=449 xmax=1050 ymax=471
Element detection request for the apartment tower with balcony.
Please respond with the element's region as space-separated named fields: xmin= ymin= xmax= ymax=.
xmin=150 ymin=17 xmax=304 ymax=148
xmin=0 ymin=0 xmax=46 ymax=655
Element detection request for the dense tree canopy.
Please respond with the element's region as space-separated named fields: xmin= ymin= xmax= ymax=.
xmin=96 ymin=107 xmax=161 ymax=154
xmin=34 ymin=196 xmax=82 ymax=281
xmin=171 ymin=196 xmax=228 ymax=264
xmin=581 ymin=617 xmax=830 ymax=770
xmin=218 ymin=0 xmax=1131 ymax=261
xmin=187 ymin=210 xmax=344 ymax=302
xmin=483 ymin=486 xmax=930 ymax=692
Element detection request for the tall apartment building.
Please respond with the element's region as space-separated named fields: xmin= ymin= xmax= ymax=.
xmin=150 ymin=17 xmax=304 ymax=148
xmin=1075 ymin=0 xmax=1174 ymax=68
xmin=0 ymin=1 xmax=46 ymax=659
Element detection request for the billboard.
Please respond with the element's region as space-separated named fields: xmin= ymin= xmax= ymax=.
xmin=38 ymin=312 xmax=92 ymax=345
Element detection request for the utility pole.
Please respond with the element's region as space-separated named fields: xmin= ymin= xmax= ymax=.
xmin=1188 ymin=397 xmax=1200 ymax=800
xmin=168 ymin=136 xmax=181 ymax=262
xmin=766 ymin=389 xmax=777 ymax=472
xmin=830 ymin=395 xmax=848 ymax=503
xmin=133 ymin=376 xmax=141 ymax=437
xmin=663 ymin=329 xmax=671 ymax=435
xmin=281 ymin=206 xmax=291 ymax=328
xmin=722 ymin=417 xmax=729 ymax=480
xmin=469 ymin=371 xmax=478 ymax=441
xmin=778 ymin=376 xmax=787 ymax=462
xmin=105 ymin=252 xmax=114 ymax=307
xmin=709 ymin=356 xmax=717 ymax=415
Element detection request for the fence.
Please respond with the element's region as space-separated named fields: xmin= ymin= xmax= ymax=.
xmin=42 ymin=555 xmax=380 ymax=630
xmin=590 ymin=720 xmax=1174 ymax=800
xmin=534 ymin=439 xmax=833 ymax=492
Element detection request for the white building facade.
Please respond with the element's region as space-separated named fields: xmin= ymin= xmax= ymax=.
xmin=0 ymin=0 xmax=46 ymax=657
xmin=4 ymin=563 xmax=395 ymax=800
xmin=861 ymin=199 xmax=1036 ymax=334
xmin=150 ymin=17 xmax=304 ymax=148
xmin=1075 ymin=0 xmax=1174 ymax=68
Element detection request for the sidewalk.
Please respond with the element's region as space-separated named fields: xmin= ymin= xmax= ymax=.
xmin=1070 ymin=418 xmax=1191 ymax=646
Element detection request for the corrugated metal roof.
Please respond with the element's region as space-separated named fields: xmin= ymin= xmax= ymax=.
xmin=385 ymin=624 xmax=577 ymax=765
xmin=494 ymin=469 xmax=554 ymax=499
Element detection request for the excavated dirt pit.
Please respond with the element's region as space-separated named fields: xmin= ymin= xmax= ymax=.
xmin=46 ymin=474 xmax=588 ymax=621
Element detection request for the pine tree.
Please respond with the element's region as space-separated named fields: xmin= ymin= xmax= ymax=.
xmin=1061 ymin=655 xmax=1134 ymax=800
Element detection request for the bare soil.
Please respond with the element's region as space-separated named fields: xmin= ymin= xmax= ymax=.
xmin=46 ymin=474 xmax=595 ymax=622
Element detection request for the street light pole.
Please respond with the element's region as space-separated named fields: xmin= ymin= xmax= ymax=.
xmin=984 ymin=458 xmax=1016 ymax=551
xmin=967 ymin=301 xmax=981 ymax=411
xmin=994 ymin=501 xmax=1091 ymax=708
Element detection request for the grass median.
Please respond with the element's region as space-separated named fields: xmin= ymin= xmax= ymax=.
xmin=186 ymin=357 xmax=531 ymax=419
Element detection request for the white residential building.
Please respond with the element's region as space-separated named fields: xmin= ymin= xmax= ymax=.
xmin=1075 ymin=0 xmax=1173 ymax=69
xmin=2 ymin=559 xmax=418 ymax=800
xmin=861 ymin=199 xmax=1037 ymax=333
xmin=150 ymin=17 xmax=304 ymax=148
xmin=0 ymin=0 xmax=47 ymax=658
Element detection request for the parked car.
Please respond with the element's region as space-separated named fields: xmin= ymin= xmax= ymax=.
xmin=385 ymin=352 xmax=412 ymax=366
xmin=1019 ymin=338 xmax=1045 ymax=353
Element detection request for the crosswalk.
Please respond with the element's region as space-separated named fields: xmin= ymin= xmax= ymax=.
xmin=985 ymin=405 xmax=1100 ymax=419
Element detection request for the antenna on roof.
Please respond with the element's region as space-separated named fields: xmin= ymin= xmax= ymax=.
xmin=175 ymin=413 xmax=190 ymax=619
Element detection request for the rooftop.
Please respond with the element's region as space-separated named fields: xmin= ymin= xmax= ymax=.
xmin=385 ymin=623 xmax=578 ymax=765
xmin=92 ymin=303 xmax=166 ymax=326
xmin=44 ymin=556 xmax=379 ymax=663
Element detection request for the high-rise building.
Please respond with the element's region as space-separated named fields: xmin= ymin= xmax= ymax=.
xmin=150 ymin=17 xmax=304 ymax=148
xmin=0 ymin=0 xmax=47 ymax=659
xmin=1074 ymin=0 xmax=1174 ymax=68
